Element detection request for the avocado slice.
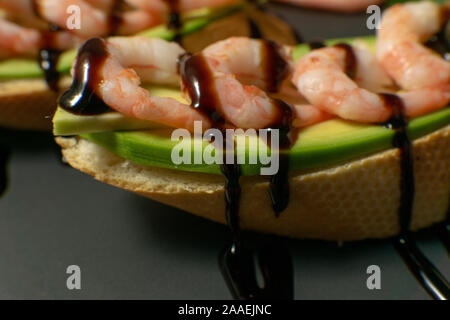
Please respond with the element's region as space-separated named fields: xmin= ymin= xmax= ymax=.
xmin=53 ymin=86 xmax=182 ymax=135
xmin=0 ymin=3 xmax=244 ymax=80
xmin=78 ymin=107 xmax=450 ymax=176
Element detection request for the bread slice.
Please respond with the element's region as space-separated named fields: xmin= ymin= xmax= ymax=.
xmin=55 ymin=124 xmax=450 ymax=241
xmin=0 ymin=77 xmax=71 ymax=131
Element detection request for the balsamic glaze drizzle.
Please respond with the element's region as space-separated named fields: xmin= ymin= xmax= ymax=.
xmin=107 ymin=0 xmax=125 ymax=36
xmin=219 ymin=138 xmax=293 ymax=299
xmin=37 ymin=40 xmax=62 ymax=91
xmin=219 ymin=235 xmax=294 ymax=300
xmin=179 ymin=37 xmax=294 ymax=298
xmin=261 ymin=40 xmax=290 ymax=92
xmin=379 ymin=94 xmax=450 ymax=300
xmin=334 ymin=43 xmax=357 ymax=79
xmin=268 ymin=100 xmax=294 ymax=215
xmin=306 ymin=42 xmax=357 ymax=80
xmin=37 ymin=27 xmax=63 ymax=91
xmin=308 ymin=41 xmax=326 ymax=50
xmin=32 ymin=0 xmax=124 ymax=91
xmin=165 ymin=0 xmax=183 ymax=44
xmin=248 ymin=18 xmax=264 ymax=39
xmin=426 ymin=20 xmax=449 ymax=61
xmin=221 ymin=158 xmax=242 ymax=246
xmin=31 ymin=2 xmax=61 ymax=91
xmin=438 ymin=210 xmax=450 ymax=254
xmin=179 ymin=53 xmax=224 ymax=126
xmin=0 ymin=141 xmax=10 ymax=197
xmin=59 ymin=38 xmax=112 ymax=115
xmin=246 ymin=0 xmax=264 ymax=40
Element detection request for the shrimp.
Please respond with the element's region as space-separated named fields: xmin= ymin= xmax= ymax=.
xmin=273 ymin=83 xmax=335 ymax=127
xmin=273 ymin=0 xmax=385 ymax=13
xmin=202 ymin=36 xmax=293 ymax=89
xmin=85 ymin=37 xmax=211 ymax=131
xmin=292 ymin=45 xmax=393 ymax=123
xmin=0 ymin=18 xmax=75 ymax=58
xmin=397 ymin=86 xmax=450 ymax=118
xmin=352 ymin=39 xmax=395 ymax=93
xmin=128 ymin=0 xmax=240 ymax=14
xmin=0 ymin=0 xmax=46 ymax=29
xmin=292 ymin=104 xmax=334 ymax=127
xmin=376 ymin=1 xmax=450 ymax=90
xmin=98 ymin=36 xmax=316 ymax=130
xmin=375 ymin=1 xmax=450 ymax=117
xmin=35 ymin=0 xmax=162 ymax=38
xmin=84 ymin=0 xmax=116 ymax=11
xmin=199 ymin=36 xmax=334 ymax=128
xmin=198 ymin=37 xmax=294 ymax=128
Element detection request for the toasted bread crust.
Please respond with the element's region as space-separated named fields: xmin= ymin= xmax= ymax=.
xmin=56 ymin=125 xmax=450 ymax=241
xmin=0 ymin=78 xmax=70 ymax=131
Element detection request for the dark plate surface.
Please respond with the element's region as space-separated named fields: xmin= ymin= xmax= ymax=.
xmin=0 ymin=3 xmax=448 ymax=300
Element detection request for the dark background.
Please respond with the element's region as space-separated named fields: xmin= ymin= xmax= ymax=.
xmin=0 ymin=3 xmax=448 ymax=300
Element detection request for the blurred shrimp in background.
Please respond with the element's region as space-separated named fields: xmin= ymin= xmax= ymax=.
xmin=273 ymin=0 xmax=386 ymax=12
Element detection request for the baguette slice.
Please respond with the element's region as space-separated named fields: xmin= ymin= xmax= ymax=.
xmin=56 ymin=124 xmax=450 ymax=241
xmin=0 ymin=77 xmax=71 ymax=131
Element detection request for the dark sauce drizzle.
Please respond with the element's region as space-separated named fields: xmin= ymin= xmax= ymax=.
xmin=179 ymin=53 xmax=224 ymax=125
xmin=308 ymin=40 xmax=326 ymax=50
xmin=165 ymin=0 xmax=183 ymax=44
xmin=246 ymin=0 xmax=264 ymax=40
xmin=31 ymin=2 xmax=62 ymax=91
xmin=248 ymin=18 xmax=264 ymax=39
xmin=379 ymin=94 xmax=450 ymax=300
xmin=334 ymin=43 xmax=357 ymax=79
xmin=308 ymin=42 xmax=357 ymax=80
xmin=303 ymin=38 xmax=450 ymax=300
xmin=438 ymin=209 xmax=450 ymax=254
xmin=425 ymin=7 xmax=449 ymax=61
xmin=59 ymin=38 xmax=112 ymax=115
xmin=307 ymin=42 xmax=357 ymax=79
xmin=180 ymin=39 xmax=294 ymax=299
xmin=425 ymin=25 xmax=450 ymax=61
xmin=268 ymin=101 xmax=294 ymax=215
xmin=220 ymin=132 xmax=294 ymax=301
xmin=0 ymin=135 xmax=10 ymax=197
xmin=262 ymin=41 xmax=295 ymax=213
xmin=32 ymin=0 xmax=124 ymax=91
xmin=107 ymin=0 xmax=125 ymax=35
xmin=37 ymin=25 xmax=63 ymax=92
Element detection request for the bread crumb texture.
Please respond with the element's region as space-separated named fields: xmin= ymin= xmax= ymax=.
xmin=56 ymin=125 xmax=450 ymax=241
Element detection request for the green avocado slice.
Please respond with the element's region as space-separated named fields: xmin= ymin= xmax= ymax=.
xmin=0 ymin=3 xmax=243 ymax=80
xmin=53 ymin=86 xmax=177 ymax=135
xmin=79 ymin=108 xmax=450 ymax=176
